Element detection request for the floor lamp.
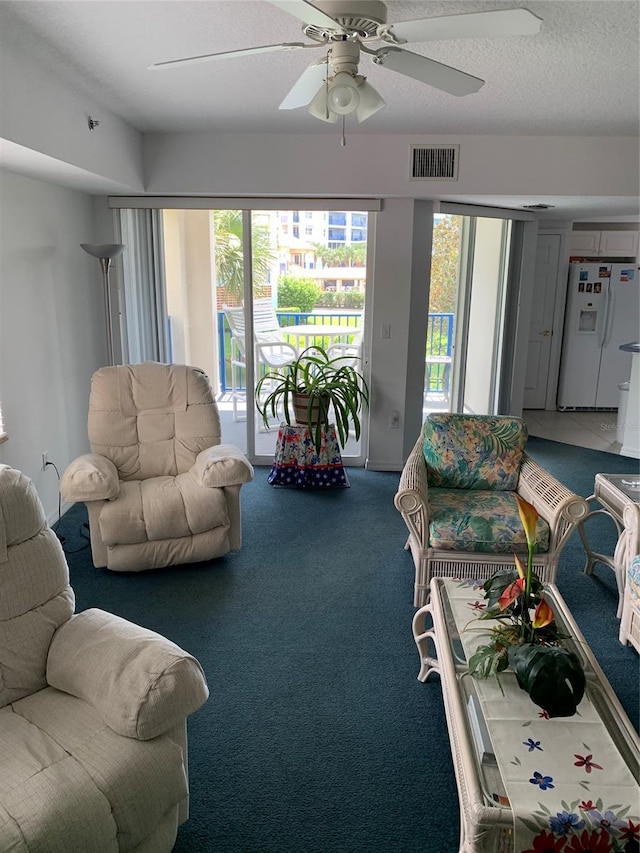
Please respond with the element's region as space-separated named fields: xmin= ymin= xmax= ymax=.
xmin=80 ymin=243 xmax=125 ymax=365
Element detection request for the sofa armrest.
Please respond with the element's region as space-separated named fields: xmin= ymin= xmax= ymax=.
xmin=60 ymin=454 xmax=120 ymax=502
xmin=46 ymin=608 xmax=209 ymax=740
xmin=191 ymin=444 xmax=254 ymax=488
xmin=517 ymin=452 xmax=589 ymax=551
xmin=394 ymin=433 xmax=430 ymax=549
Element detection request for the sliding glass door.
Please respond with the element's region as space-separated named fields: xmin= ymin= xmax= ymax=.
xmin=121 ymin=204 xmax=370 ymax=465
xmin=426 ymin=212 xmax=514 ymax=417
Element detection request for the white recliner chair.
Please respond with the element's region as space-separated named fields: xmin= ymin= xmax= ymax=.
xmin=0 ymin=464 xmax=209 ymax=852
xmin=61 ymin=361 xmax=254 ymax=572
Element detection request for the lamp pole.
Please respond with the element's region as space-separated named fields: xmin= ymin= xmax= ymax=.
xmin=80 ymin=243 xmax=125 ymax=365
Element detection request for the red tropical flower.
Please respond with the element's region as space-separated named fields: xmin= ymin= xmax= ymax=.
xmin=579 ymin=801 xmax=596 ymax=812
xmin=498 ymin=577 xmax=525 ymax=610
xmin=621 ymin=821 xmax=640 ymax=842
xmin=574 ymin=754 xmax=603 ymax=774
xmin=522 ymin=829 xmax=567 ymax=853
xmin=565 ymin=829 xmax=612 ymax=853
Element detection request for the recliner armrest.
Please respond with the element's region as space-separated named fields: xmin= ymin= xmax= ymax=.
xmin=46 ymin=608 xmax=209 ymax=741
xmin=191 ymin=444 xmax=254 ymax=488
xmin=60 ymin=454 xmax=120 ymax=502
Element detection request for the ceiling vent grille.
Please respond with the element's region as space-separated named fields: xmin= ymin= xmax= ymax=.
xmin=410 ymin=145 xmax=459 ymax=181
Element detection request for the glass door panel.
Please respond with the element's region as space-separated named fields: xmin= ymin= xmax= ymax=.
xmin=425 ymin=214 xmax=461 ymax=416
xmin=425 ymin=213 xmax=512 ymax=418
xmin=251 ymin=209 xmax=368 ymax=463
xmin=459 ymin=218 xmax=512 ymax=414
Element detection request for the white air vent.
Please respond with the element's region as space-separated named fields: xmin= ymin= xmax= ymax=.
xmin=410 ymin=145 xmax=459 ymax=181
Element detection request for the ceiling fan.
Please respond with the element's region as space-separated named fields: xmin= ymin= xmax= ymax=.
xmin=150 ymin=0 xmax=543 ymax=125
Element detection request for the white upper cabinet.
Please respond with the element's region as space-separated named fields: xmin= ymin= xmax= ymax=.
xmin=570 ymin=229 xmax=639 ymax=258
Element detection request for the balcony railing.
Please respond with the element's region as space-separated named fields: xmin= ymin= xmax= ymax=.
xmin=216 ymin=311 xmax=454 ymax=393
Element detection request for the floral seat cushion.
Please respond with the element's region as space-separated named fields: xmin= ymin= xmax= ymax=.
xmin=428 ymin=489 xmax=551 ymax=554
xmin=628 ymin=554 xmax=640 ymax=607
xmin=422 ymin=414 xmax=528 ymax=491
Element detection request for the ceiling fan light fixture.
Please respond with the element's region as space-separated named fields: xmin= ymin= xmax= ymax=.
xmin=327 ymin=72 xmax=360 ymax=115
xmin=355 ymin=80 xmax=386 ymax=122
xmin=308 ymin=86 xmax=339 ymax=123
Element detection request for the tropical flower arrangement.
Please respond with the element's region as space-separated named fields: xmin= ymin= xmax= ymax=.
xmin=468 ymin=494 xmax=586 ymax=718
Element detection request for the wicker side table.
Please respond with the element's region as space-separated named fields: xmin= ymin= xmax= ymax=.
xmin=577 ymin=472 xmax=640 ymax=616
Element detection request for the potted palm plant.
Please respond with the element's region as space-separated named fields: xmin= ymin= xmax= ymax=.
xmin=255 ymin=346 xmax=369 ymax=454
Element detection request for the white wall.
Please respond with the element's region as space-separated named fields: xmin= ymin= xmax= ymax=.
xmin=0 ymin=169 xmax=109 ymax=520
xmin=143 ymin=131 xmax=639 ymax=200
xmin=0 ymin=28 xmax=144 ymax=192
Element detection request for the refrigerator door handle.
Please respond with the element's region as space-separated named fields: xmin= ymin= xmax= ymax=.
xmin=597 ymin=288 xmax=608 ymax=348
xmin=603 ymin=285 xmax=616 ymax=348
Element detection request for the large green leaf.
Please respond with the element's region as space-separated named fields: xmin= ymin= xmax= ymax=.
xmin=507 ymin=643 xmax=585 ymax=718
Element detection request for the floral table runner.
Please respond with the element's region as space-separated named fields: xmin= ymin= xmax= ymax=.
xmin=267 ymin=423 xmax=350 ymax=488
xmin=443 ymin=579 xmax=639 ymax=853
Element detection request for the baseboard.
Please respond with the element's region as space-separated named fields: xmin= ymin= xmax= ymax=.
xmin=365 ymin=458 xmax=403 ymax=472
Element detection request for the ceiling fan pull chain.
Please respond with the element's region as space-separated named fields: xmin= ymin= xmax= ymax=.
xmin=341 ymin=115 xmax=346 ymax=147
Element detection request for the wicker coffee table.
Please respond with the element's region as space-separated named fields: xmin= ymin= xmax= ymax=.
xmin=413 ymin=577 xmax=640 ymax=853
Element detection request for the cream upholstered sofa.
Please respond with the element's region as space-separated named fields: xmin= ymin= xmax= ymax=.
xmin=0 ymin=464 xmax=209 ymax=851
xmin=61 ymin=361 xmax=254 ymax=572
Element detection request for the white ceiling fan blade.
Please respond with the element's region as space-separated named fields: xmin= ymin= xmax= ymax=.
xmin=383 ymin=9 xmax=543 ymax=45
xmin=375 ymin=48 xmax=484 ymax=96
xmin=149 ymin=42 xmax=307 ymax=71
xmin=279 ymin=60 xmax=328 ymax=109
xmin=268 ymin=0 xmax=342 ymax=30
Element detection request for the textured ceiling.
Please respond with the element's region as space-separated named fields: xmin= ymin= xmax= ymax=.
xmin=1 ymin=0 xmax=639 ymax=137
xmin=1 ymin=0 xmax=639 ymax=219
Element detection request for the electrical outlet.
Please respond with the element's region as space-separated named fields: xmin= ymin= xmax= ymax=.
xmin=381 ymin=323 xmax=391 ymax=339
xmin=41 ymin=451 xmax=49 ymax=471
xmin=390 ymin=410 xmax=400 ymax=429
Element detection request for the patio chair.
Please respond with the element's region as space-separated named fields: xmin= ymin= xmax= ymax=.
xmin=326 ymin=329 xmax=364 ymax=367
xmin=394 ymin=413 xmax=589 ymax=607
xmin=223 ymin=300 xmax=298 ymax=422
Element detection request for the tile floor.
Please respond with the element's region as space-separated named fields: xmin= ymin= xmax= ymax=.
xmin=522 ymin=409 xmax=622 ymax=455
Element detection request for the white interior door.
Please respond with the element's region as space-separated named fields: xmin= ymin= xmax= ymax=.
xmin=523 ymin=234 xmax=560 ymax=409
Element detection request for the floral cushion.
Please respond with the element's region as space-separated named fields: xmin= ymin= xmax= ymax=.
xmin=422 ymin=414 xmax=527 ymax=491
xmin=428 ymin=489 xmax=551 ymax=554
xmin=628 ymin=555 xmax=640 ymax=607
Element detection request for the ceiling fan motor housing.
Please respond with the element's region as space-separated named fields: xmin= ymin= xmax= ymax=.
xmin=328 ymin=40 xmax=361 ymax=76
xmin=306 ymin=0 xmax=387 ymax=41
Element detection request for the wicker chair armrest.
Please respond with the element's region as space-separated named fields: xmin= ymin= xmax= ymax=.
xmin=394 ymin=434 xmax=429 ymax=548
xmin=517 ymin=452 xmax=589 ymax=550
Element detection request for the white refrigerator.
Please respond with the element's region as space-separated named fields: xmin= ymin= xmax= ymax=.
xmin=557 ymin=263 xmax=639 ymax=409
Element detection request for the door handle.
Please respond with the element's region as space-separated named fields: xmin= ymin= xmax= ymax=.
xmin=539 ymin=330 xmax=552 ymax=337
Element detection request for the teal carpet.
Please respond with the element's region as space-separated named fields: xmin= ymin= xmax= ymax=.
xmin=58 ymin=437 xmax=639 ymax=853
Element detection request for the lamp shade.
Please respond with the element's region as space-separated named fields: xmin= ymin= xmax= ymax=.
xmin=327 ymin=72 xmax=360 ymax=116
xmin=308 ymin=87 xmax=338 ymax=123
xmin=80 ymin=243 xmax=125 ymax=260
xmin=356 ymin=82 xmax=386 ymax=123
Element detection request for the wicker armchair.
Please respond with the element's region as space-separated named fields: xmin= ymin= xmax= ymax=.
xmin=394 ymin=414 xmax=589 ymax=607
xmin=619 ymin=504 xmax=640 ymax=652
